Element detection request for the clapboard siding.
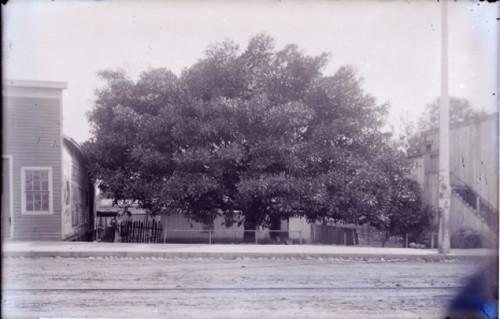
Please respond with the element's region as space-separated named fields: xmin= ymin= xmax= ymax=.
xmin=412 ymin=115 xmax=498 ymax=207
xmin=3 ymin=95 xmax=63 ymax=240
xmin=450 ymin=118 xmax=498 ymax=209
xmin=410 ymin=114 xmax=499 ymax=233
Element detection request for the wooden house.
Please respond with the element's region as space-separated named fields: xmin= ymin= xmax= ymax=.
xmin=409 ymin=114 xmax=499 ymax=245
xmin=2 ymin=80 xmax=94 ymax=241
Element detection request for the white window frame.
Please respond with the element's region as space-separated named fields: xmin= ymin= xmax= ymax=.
xmin=21 ymin=167 xmax=53 ymax=215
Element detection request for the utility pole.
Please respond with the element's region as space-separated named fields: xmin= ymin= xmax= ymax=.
xmin=438 ymin=0 xmax=451 ymax=254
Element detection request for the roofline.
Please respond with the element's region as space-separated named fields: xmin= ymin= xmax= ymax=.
xmin=3 ymin=79 xmax=67 ymax=90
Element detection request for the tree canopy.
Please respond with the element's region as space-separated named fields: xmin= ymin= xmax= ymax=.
xmin=84 ymin=34 xmax=422 ymax=240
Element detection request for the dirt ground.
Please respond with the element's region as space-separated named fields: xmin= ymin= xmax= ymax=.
xmin=1 ymin=256 xmax=483 ymax=318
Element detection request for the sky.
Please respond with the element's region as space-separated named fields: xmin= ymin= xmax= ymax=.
xmin=2 ymin=0 xmax=498 ymax=143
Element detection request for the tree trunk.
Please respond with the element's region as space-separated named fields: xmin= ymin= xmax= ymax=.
xmin=243 ymin=219 xmax=258 ymax=243
xmin=381 ymin=234 xmax=390 ymax=247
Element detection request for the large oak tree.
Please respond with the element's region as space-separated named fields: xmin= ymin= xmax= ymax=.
xmin=84 ymin=34 xmax=423 ymax=242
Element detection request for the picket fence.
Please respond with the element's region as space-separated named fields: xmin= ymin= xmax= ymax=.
xmin=119 ymin=220 xmax=163 ymax=243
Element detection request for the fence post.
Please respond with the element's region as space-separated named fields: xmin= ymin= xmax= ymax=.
xmin=405 ymin=233 xmax=408 ymax=248
xmin=163 ymin=229 xmax=167 ymax=244
xmin=209 ymin=229 xmax=212 ymax=245
xmin=255 ymin=230 xmax=258 ymax=244
xmin=299 ymin=231 xmax=303 ymax=244
xmin=343 ymin=231 xmax=347 ymax=246
xmin=431 ymin=233 xmax=434 ymax=249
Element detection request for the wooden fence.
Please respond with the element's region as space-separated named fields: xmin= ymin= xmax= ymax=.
xmin=312 ymin=225 xmax=359 ymax=246
xmin=119 ymin=220 xmax=162 ymax=243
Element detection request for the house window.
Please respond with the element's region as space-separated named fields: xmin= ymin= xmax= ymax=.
xmin=21 ymin=167 xmax=52 ymax=215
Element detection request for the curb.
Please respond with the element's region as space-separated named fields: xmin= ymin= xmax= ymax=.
xmin=2 ymin=250 xmax=491 ymax=261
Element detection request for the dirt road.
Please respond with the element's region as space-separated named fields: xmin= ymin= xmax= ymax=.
xmin=2 ymin=256 xmax=481 ymax=318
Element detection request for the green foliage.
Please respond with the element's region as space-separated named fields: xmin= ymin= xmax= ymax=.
xmin=376 ymin=181 xmax=435 ymax=247
xmin=84 ymin=34 xmax=420 ymax=236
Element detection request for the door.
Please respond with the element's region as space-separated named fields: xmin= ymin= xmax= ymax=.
xmin=2 ymin=157 xmax=12 ymax=239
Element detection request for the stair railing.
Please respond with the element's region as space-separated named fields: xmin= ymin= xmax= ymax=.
xmin=450 ymin=171 xmax=498 ymax=230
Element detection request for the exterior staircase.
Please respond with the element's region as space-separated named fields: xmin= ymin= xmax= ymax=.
xmin=450 ymin=172 xmax=498 ymax=242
